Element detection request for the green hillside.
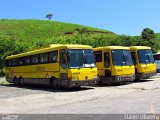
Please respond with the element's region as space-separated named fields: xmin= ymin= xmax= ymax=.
xmin=0 ymin=19 xmax=118 ymax=70
xmin=0 ymin=19 xmax=115 ymax=42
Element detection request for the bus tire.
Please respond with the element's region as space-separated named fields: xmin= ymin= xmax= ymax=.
xmin=19 ymin=77 xmax=24 ymax=86
xmin=97 ymin=76 xmax=102 ymax=85
xmin=134 ymin=78 xmax=140 ymax=81
xmin=50 ymin=77 xmax=57 ymax=88
xmin=14 ymin=77 xmax=19 ymax=86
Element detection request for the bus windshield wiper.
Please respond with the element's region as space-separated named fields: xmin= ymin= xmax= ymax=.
xmin=88 ymin=64 xmax=93 ymax=69
xmin=78 ymin=65 xmax=82 ymax=70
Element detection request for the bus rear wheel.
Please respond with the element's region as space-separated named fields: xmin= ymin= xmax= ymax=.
xmin=14 ymin=77 xmax=19 ymax=86
xmin=134 ymin=77 xmax=140 ymax=81
xmin=19 ymin=77 xmax=24 ymax=86
xmin=97 ymin=77 xmax=103 ymax=85
xmin=50 ymin=77 xmax=58 ymax=88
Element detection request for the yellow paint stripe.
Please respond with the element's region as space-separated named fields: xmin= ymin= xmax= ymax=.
xmin=150 ymin=100 xmax=156 ymax=114
xmin=150 ymin=99 xmax=160 ymax=120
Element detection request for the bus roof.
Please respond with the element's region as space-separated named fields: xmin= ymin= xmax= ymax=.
xmin=49 ymin=44 xmax=92 ymax=49
xmin=6 ymin=44 xmax=92 ymax=60
xmin=93 ymin=46 xmax=130 ymax=51
xmin=130 ymin=46 xmax=151 ymax=50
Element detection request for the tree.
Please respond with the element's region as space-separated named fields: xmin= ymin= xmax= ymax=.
xmin=0 ymin=35 xmax=16 ymax=70
xmin=141 ymin=28 xmax=158 ymax=53
xmin=46 ymin=13 xmax=53 ymax=20
xmin=141 ymin=28 xmax=156 ymax=40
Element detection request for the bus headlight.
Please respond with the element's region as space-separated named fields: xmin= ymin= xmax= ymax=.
xmin=72 ymin=76 xmax=79 ymax=81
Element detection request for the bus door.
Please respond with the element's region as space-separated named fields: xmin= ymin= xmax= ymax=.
xmin=103 ymin=51 xmax=111 ymax=77
xmin=131 ymin=51 xmax=137 ymax=73
xmin=60 ymin=50 xmax=68 ymax=80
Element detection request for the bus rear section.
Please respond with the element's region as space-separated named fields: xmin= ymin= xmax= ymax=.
xmin=94 ymin=46 xmax=135 ymax=84
xmin=5 ymin=44 xmax=98 ymax=88
xmin=130 ymin=46 xmax=156 ymax=80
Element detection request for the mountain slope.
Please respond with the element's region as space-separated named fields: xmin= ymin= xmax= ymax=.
xmin=0 ymin=19 xmax=115 ymax=42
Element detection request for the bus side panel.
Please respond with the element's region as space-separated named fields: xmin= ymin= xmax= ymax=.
xmin=5 ymin=63 xmax=60 ymax=83
xmin=5 ymin=67 xmax=14 ymax=83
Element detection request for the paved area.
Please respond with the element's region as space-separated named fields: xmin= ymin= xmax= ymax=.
xmin=0 ymin=74 xmax=160 ymax=114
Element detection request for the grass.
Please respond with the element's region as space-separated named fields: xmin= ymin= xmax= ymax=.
xmin=0 ymin=19 xmax=115 ymax=42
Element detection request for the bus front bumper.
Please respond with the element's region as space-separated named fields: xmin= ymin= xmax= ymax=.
xmin=100 ymin=75 xmax=135 ymax=84
xmin=136 ymin=71 xmax=157 ymax=79
xmin=60 ymin=78 xmax=98 ymax=88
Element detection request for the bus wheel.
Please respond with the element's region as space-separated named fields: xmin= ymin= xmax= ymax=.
xmin=134 ymin=78 xmax=140 ymax=82
xmin=50 ymin=77 xmax=57 ymax=88
xmin=14 ymin=77 xmax=19 ymax=86
xmin=97 ymin=77 xmax=102 ymax=85
xmin=19 ymin=77 xmax=24 ymax=86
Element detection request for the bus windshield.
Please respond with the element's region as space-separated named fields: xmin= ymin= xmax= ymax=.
xmin=112 ymin=50 xmax=133 ymax=66
xmin=138 ymin=49 xmax=154 ymax=64
xmin=68 ymin=49 xmax=96 ymax=68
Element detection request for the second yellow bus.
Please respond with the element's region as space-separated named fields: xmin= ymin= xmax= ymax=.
xmin=94 ymin=46 xmax=135 ymax=84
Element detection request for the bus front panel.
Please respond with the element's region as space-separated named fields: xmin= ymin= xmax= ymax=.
xmin=135 ymin=49 xmax=156 ymax=79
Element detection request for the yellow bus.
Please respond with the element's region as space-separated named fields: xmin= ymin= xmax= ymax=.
xmin=5 ymin=44 xmax=98 ymax=88
xmin=93 ymin=46 xmax=135 ymax=84
xmin=130 ymin=46 xmax=156 ymax=80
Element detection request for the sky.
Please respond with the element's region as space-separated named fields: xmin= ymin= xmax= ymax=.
xmin=0 ymin=0 xmax=160 ymax=35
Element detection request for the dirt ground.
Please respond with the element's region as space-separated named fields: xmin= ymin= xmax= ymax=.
xmin=0 ymin=74 xmax=160 ymax=114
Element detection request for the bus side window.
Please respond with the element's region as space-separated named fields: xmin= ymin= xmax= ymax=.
xmin=60 ymin=50 xmax=67 ymax=69
xmin=94 ymin=51 xmax=102 ymax=62
xmin=49 ymin=51 xmax=58 ymax=63
xmin=31 ymin=55 xmax=39 ymax=64
xmin=131 ymin=52 xmax=136 ymax=65
xmin=24 ymin=57 xmax=31 ymax=65
xmin=104 ymin=52 xmax=110 ymax=68
xmin=40 ymin=53 xmax=48 ymax=63
xmin=6 ymin=60 xmax=12 ymax=67
xmin=19 ymin=58 xmax=24 ymax=66
xmin=12 ymin=59 xmax=18 ymax=66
